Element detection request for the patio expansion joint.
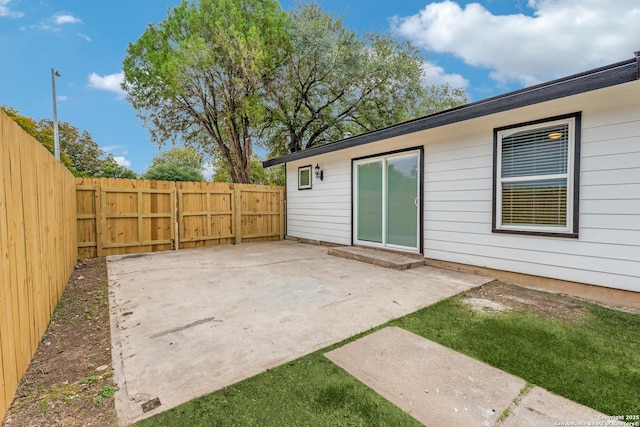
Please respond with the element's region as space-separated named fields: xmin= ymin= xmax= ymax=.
xmin=494 ymin=382 xmax=535 ymax=426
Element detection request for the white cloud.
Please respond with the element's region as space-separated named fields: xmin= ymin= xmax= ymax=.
xmin=53 ymin=13 xmax=81 ymax=25
xmin=77 ymin=33 xmax=91 ymax=42
xmin=22 ymin=24 xmax=56 ymax=32
xmin=102 ymin=145 xmax=127 ymax=153
xmin=202 ymin=163 xmax=215 ymax=181
xmin=88 ymin=72 xmax=126 ymax=98
xmin=0 ymin=0 xmax=23 ymax=18
xmin=57 ymin=95 xmax=68 ymax=102
xmin=21 ymin=11 xmax=81 ymax=32
xmin=422 ymin=62 xmax=469 ymax=88
xmin=393 ymin=0 xmax=640 ymax=87
xmin=113 ymin=156 xmax=131 ymax=168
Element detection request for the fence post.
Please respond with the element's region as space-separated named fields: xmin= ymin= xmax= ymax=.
xmin=279 ymin=188 xmax=285 ymax=241
xmin=95 ymin=182 xmax=103 ymax=257
xmin=173 ymin=182 xmax=179 ymax=251
xmin=234 ymin=186 xmax=242 ymax=244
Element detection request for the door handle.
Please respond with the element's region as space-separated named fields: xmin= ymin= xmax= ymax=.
xmin=414 ymin=197 xmax=419 ymax=207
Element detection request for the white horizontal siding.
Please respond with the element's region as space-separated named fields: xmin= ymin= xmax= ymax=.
xmin=286 ymin=152 xmax=352 ymax=245
xmin=580 ymin=183 xmax=640 ymax=200
xmin=580 ymin=214 xmax=640 ymax=230
xmin=425 ymin=230 xmax=639 ymax=264
xmin=581 ymin=168 xmax=640 ymax=185
xmin=426 ymin=167 xmax=492 ymax=182
xmin=285 ymin=134 xmax=426 ymax=245
xmin=581 ymin=152 xmax=640 ymax=172
xmin=424 ymin=81 xmax=640 ymax=292
xmin=425 ymin=247 xmax=638 ymax=289
xmin=426 ymin=211 xmax=489 ymax=224
xmin=426 ymin=178 xmax=492 ymax=192
xmin=578 ymin=228 xmax=640 ymax=246
xmin=282 ymin=80 xmax=640 ymax=292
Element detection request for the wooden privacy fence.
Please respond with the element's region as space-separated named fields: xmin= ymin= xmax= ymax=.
xmin=76 ymin=178 xmax=285 ymax=258
xmin=0 ymin=110 xmax=77 ymax=419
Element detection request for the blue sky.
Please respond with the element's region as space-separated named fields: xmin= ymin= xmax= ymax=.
xmin=1 ymin=0 xmax=638 ymax=175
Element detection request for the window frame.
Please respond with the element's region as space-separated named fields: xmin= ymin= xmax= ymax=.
xmin=298 ymin=165 xmax=312 ymax=190
xmin=492 ymin=112 xmax=581 ymax=238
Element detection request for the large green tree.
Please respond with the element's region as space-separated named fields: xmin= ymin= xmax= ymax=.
xmin=261 ymin=2 xmax=467 ymax=155
xmin=38 ymin=119 xmax=104 ymax=177
xmin=141 ymin=147 xmax=205 ymax=182
xmin=96 ymin=155 xmax=137 ymax=179
xmin=1 ymin=106 xmax=103 ymax=176
xmin=122 ymin=0 xmax=290 ymax=183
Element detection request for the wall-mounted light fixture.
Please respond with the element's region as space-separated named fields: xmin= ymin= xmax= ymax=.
xmin=315 ymin=163 xmax=323 ymax=181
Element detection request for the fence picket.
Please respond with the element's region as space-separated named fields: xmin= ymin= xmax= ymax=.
xmin=0 ymin=110 xmax=77 ymax=419
xmin=75 ymin=179 xmax=285 ymax=257
xmin=1 ymin=105 xmax=285 ymax=420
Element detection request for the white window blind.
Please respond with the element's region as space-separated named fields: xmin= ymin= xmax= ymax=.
xmin=501 ymin=125 xmax=568 ymax=178
xmin=496 ymin=118 xmax=575 ymax=233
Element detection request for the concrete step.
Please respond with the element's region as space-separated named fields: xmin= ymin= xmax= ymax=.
xmin=328 ymin=246 xmax=425 ymax=271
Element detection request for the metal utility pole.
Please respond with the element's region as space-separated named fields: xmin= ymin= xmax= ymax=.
xmin=51 ymin=68 xmax=61 ymax=161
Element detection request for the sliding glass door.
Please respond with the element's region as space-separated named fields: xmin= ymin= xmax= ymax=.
xmin=354 ymin=150 xmax=421 ymax=252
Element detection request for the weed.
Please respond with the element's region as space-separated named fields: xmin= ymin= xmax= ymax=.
xmin=51 ymin=300 xmax=66 ymax=321
xmin=100 ymin=385 xmax=119 ymax=399
xmin=497 ymin=383 xmax=534 ymax=422
xmin=79 ymin=375 xmax=100 ymax=385
xmin=38 ymin=399 xmax=49 ymax=412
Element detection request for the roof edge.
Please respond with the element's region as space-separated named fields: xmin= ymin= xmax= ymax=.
xmin=263 ymin=54 xmax=639 ymax=168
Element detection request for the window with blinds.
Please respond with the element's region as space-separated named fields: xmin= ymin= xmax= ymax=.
xmin=494 ymin=115 xmax=579 ymax=236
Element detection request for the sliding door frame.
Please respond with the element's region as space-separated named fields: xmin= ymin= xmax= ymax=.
xmin=351 ymin=146 xmax=424 ymax=254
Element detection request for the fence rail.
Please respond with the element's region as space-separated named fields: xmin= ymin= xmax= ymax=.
xmin=0 ymin=109 xmax=285 ymax=420
xmin=0 ymin=110 xmax=77 ymax=419
xmin=76 ymin=178 xmax=285 ymax=258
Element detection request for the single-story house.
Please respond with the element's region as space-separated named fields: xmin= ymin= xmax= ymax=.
xmin=263 ymin=52 xmax=640 ymax=293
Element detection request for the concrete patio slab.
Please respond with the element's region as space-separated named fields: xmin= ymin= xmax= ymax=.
xmin=107 ymin=241 xmax=490 ymax=425
xmin=325 ymin=327 xmax=606 ymax=427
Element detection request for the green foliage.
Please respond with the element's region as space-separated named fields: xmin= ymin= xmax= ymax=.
xmin=1 ymin=105 xmax=72 ymax=168
xmin=1 ymin=105 xmax=105 ymax=177
xmin=122 ymin=1 xmax=467 ymax=179
xmin=423 ymin=83 xmax=468 ymax=114
xmin=122 ymin=0 xmax=290 ymax=183
xmin=143 ymin=164 xmax=203 ymax=182
xmin=211 ymin=154 xmax=284 ymax=185
xmin=1 ymin=106 xmax=42 ymax=140
xmin=141 ymin=147 xmax=205 ymax=181
xmin=96 ymin=155 xmax=137 ymax=179
xmin=99 ymin=384 xmax=118 ymax=399
xmin=39 ymin=118 xmax=104 ymax=176
xmin=261 ymin=2 xmax=468 ymax=156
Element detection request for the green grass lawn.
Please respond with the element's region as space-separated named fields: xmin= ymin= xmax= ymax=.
xmin=389 ymin=294 xmax=640 ymax=416
xmin=136 ymin=287 xmax=640 ymax=426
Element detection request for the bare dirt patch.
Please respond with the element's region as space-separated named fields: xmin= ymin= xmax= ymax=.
xmin=2 ymin=257 xmax=117 ymax=427
xmin=464 ymin=280 xmax=591 ymax=324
